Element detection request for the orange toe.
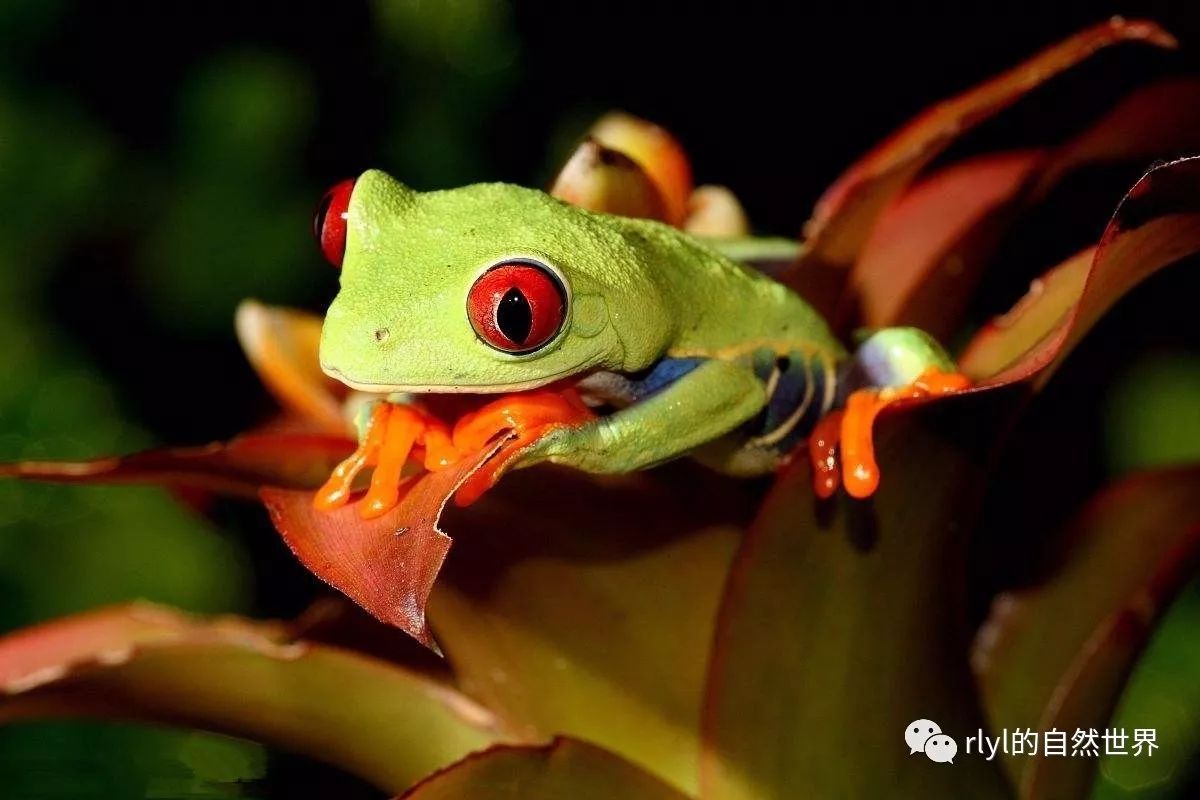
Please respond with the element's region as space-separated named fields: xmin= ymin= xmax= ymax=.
xmin=808 ymin=411 xmax=844 ymax=500
xmin=314 ymin=389 xmax=596 ymax=516
xmin=314 ymin=403 xmax=390 ymax=511
xmin=810 ymin=368 xmax=971 ymax=500
xmin=360 ymin=405 xmax=426 ymax=519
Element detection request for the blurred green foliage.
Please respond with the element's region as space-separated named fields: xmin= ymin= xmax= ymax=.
xmin=1092 ymin=580 xmax=1200 ymax=798
xmin=372 ymin=0 xmax=518 ymax=187
xmin=1104 ymin=351 xmax=1200 ymax=474
xmin=140 ymin=52 xmax=318 ymax=332
xmin=0 ymin=34 xmax=260 ymax=800
xmin=0 ymin=724 xmax=266 ymax=799
xmin=0 ymin=0 xmax=521 ymax=795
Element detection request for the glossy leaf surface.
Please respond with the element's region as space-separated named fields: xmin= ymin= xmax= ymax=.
xmin=0 ymin=604 xmax=508 ymax=793
xmin=430 ymin=464 xmax=755 ymax=794
xmin=963 ymin=157 xmax=1200 ymax=387
xmin=973 ymin=467 xmax=1200 ymax=798
xmin=702 ymin=158 xmax=1200 ymax=799
xmin=398 ymin=738 xmax=691 ymax=800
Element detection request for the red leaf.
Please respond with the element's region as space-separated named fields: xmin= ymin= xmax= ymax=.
xmin=0 ymin=432 xmax=354 ymax=498
xmin=0 ymin=604 xmax=506 ymax=793
xmin=849 ymin=150 xmax=1045 ymax=337
xmin=700 ymin=157 xmax=1200 ymax=800
xmin=782 ymin=18 xmax=1175 ymax=311
xmin=262 ymin=439 xmax=507 ymax=651
xmin=806 ymin=18 xmax=1173 ymax=264
xmin=962 ymin=156 xmax=1200 ymax=386
xmin=844 ymin=79 xmax=1200 ymax=337
xmin=1035 ymin=77 xmax=1200 ymax=194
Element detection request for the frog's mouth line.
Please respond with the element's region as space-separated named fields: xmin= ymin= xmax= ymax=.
xmin=321 ymin=361 xmax=645 ymax=424
xmin=320 ymin=361 xmax=599 ymax=396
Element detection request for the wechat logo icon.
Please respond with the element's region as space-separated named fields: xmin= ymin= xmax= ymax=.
xmin=906 ymin=719 xmax=958 ymax=764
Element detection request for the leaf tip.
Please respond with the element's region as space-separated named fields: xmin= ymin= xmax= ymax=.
xmin=1106 ymin=16 xmax=1178 ymax=50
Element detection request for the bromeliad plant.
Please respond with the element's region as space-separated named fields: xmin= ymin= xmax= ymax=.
xmin=2 ymin=18 xmax=1200 ymax=799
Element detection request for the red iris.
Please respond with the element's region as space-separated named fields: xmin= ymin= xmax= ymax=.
xmin=314 ymin=178 xmax=355 ymax=267
xmin=467 ymin=262 xmax=567 ymax=353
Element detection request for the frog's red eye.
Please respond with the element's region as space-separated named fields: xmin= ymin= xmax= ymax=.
xmin=467 ymin=261 xmax=567 ymax=353
xmin=314 ymin=178 xmax=355 ymax=267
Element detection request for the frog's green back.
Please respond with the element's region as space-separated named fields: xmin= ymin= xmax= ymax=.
xmin=604 ymin=213 xmax=843 ymax=358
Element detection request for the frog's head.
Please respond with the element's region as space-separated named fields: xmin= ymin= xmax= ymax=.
xmin=317 ymin=169 xmax=672 ymax=393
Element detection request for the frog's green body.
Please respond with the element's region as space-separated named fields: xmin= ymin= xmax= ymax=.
xmin=320 ymin=169 xmax=953 ymax=475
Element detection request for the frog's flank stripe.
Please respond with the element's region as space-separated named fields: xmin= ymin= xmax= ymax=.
xmin=744 ymin=347 xmax=838 ymax=455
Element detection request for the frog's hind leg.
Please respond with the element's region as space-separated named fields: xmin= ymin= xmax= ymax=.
xmin=841 ymin=327 xmax=957 ymax=398
xmin=811 ymin=327 xmax=970 ymax=499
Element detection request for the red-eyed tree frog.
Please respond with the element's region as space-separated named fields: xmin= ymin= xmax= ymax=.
xmin=312 ymin=169 xmax=968 ymax=518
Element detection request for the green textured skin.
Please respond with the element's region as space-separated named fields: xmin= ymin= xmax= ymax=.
xmin=319 ymin=170 xmax=949 ymax=475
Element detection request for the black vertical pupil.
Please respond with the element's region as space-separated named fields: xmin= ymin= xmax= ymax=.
xmin=496 ymin=287 xmax=533 ymax=345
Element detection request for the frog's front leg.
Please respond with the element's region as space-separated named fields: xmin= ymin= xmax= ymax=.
xmin=518 ymin=359 xmax=767 ymax=474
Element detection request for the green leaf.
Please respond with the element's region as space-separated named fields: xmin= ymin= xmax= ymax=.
xmin=397 ymin=737 xmax=692 ymax=800
xmin=428 ymin=463 xmax=755 ymax=795
xmin=701 ymin=397 xmax=1016 ymax=799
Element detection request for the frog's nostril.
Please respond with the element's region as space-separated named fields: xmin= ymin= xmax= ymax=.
xmin=373 ymin=327 xmax=390 ymax=343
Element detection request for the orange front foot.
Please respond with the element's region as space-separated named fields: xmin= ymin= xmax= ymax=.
xmin=809 ymin=368 xmax=971 ymax=500
xmin=313 ymin=388 xmax=595 ymax=517
xmin=451 ymin=389 xmax=595 ymax=506
xmin=314 ymin=402 xmax=462 ymax=519
xmin=314 ymin=402 xmax=391 ymax=512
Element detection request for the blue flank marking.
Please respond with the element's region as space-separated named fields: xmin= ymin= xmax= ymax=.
xmin=627 ymin=357 xmax=706 ymax=399
xmin=746 ymin=349 xmax=837 ymax=456
xmin=612 ymin=352 xmax=838 ymax=459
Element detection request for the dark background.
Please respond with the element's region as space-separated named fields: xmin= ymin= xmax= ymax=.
xmin=0 ymin=0 xmax=1197 ymax=796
